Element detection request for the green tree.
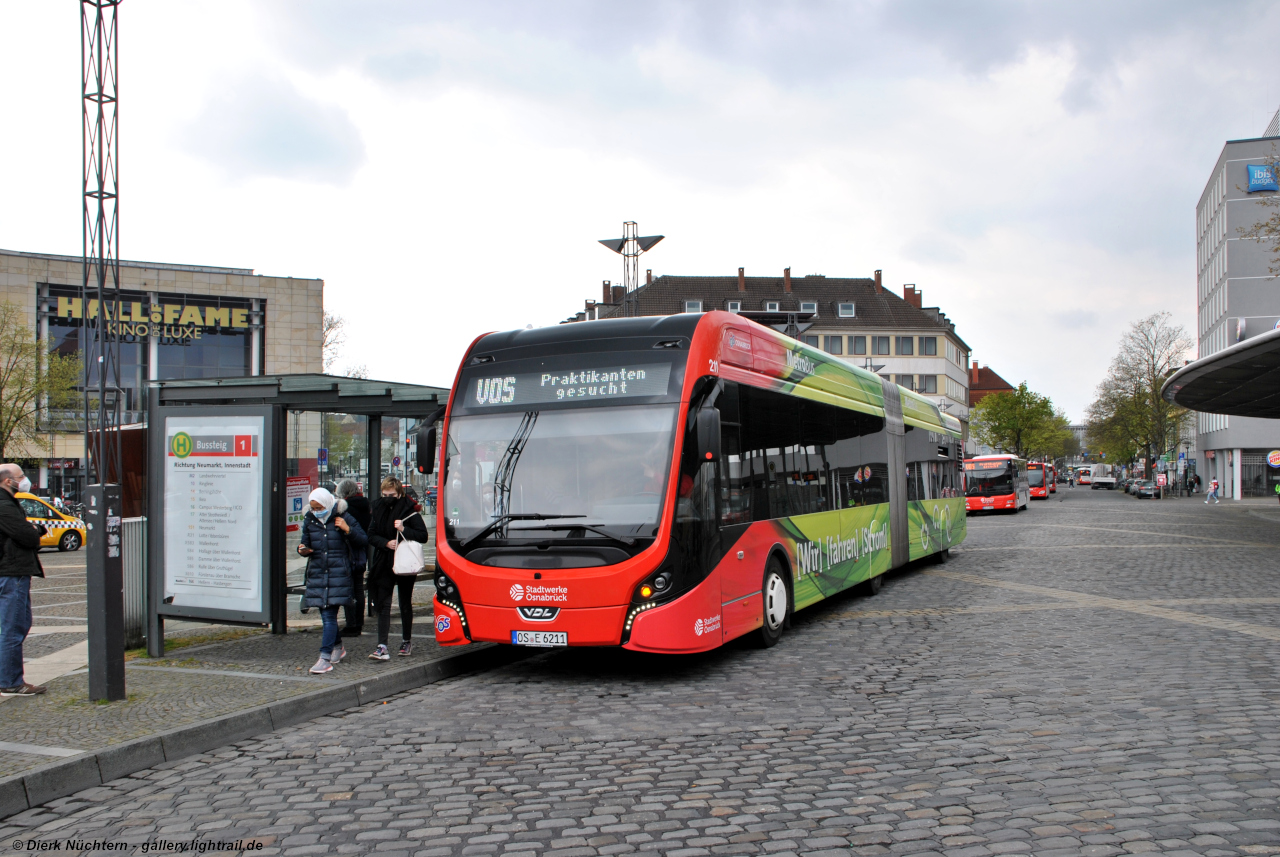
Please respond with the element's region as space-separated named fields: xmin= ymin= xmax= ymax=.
xmin=0 ymin=302 xmax=81 ymax=459
xmin=970 ymin=382 xmax=1057 ymax=459
xmin=1085 ymin=312 xmax=1192 ymax=473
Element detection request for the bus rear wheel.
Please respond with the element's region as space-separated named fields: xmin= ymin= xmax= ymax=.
xmin=862 ymin=573 xmax=884 ymax=595
xmin=755 ymin=559 xmax=789 ymax=648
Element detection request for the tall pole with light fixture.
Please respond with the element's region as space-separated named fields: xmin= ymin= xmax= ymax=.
xmin=598 ymin=222 xmax=664 ymax=317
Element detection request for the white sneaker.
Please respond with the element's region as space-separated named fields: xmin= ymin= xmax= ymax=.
xmin=309 ymin=657 xmax=333 ymax=675
xmin=330 ymin=644 xmax=346 ymax=664
xmin=368 ymin=644 xmax=390 ymax=661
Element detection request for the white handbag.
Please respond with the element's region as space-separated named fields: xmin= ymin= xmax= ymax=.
xmin=392 ymin=511 xmax=426 ymax=576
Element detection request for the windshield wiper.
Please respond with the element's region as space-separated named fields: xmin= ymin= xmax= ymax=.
xmin=459 ymin=513 xmax=584 ymax=551
xmin=510 ymin=523 xmax=637 ymax=547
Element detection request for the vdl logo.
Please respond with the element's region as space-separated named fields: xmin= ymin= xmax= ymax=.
xmin=509 ymin=584 xmax=525 ymax=602
xmin=170 ymin=432 xmax=193 ymax=458
xmin=435 ymin=616 xmax=451 ymax=633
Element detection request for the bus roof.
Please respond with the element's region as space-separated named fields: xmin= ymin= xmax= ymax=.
xmin=466 ymin=312 xmax=963 ymax=439
xmin=699 ymin=312 xmax=963 ymax=439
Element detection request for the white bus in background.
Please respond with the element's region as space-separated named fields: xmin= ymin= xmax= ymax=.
xmin=1090 ymin=463 xmax=1117 ymax=490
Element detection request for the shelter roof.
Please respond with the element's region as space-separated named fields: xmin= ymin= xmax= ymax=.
xmin=1163 ymin=329 xmax=1280 ymax=418
xmin=154 ymin=373 xmax=448 ymax=417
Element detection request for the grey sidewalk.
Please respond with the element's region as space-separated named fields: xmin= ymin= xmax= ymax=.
xmin=0 ymin=622 xmax=525 ymax=819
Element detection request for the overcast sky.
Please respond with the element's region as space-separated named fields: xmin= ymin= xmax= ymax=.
xmin=3 ymin=1 xmax=1279 ymax=418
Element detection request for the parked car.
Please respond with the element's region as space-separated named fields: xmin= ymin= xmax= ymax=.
xmin=1134 ymin=480 xmax=1159 ymax=499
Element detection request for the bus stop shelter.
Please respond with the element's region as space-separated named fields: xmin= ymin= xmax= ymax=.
xmin=145 ymin=373 xmax=448 ymax=657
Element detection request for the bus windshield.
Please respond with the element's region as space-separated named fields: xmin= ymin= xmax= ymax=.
xmin=965 ymin=461 xmax=1014 ymax=497
xmin=1027 ymin=468 xmax=1045 ymax=487
xmin=443 ymin=404 xmax=677 ymax=540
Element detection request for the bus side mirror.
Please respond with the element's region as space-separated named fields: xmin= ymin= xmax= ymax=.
xmin=695 ymin=407 xmax=721 ymax=463
xmin=416 ymin=423 xmax=437 ymax=475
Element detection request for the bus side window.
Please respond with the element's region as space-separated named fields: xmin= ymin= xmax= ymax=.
xmin=716 ymin=382 xmax=747 ymax=527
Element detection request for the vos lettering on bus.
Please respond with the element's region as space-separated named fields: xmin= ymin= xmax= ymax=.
xmin=795 ymin=521 xmax=888 ymax=577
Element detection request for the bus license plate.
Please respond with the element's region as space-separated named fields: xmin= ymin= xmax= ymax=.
xmin=511 ymin=630 xmax=567 ymax=647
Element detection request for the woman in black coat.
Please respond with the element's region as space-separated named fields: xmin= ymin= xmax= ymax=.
xmin=298 ymin=487 xmax=366 ymax=674
xmin=335 ymin=480 xmax=372 ymax=634
xmin=366 ymin=476 xmax=429 ymax=660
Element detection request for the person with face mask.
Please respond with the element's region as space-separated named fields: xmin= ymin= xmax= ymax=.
xmin=366 ymin=476 xmax=429 ymax=660
xmin=0 ymin=463 xmax=47 ymax=696
xmin=297 ymin=486 xmax=367 ymax=674
xmin=334 ymin=479 xmax=371 ymax=635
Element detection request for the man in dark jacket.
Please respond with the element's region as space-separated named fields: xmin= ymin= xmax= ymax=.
xmin=0 ymin=463 xmax=46 ymax=696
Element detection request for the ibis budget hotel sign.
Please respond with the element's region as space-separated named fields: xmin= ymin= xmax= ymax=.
xmin=56 ymin=296 xmax=252 ymax=340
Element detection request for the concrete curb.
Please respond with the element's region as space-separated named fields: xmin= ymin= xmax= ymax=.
xmin=0 ymin=643 xmax=526 ymax=819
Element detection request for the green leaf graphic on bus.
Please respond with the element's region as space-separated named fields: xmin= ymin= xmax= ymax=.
xmin=907 ymin=498 xmax=967 ymax=562
xmin=773 ymin=504 xmax=893 ymax=610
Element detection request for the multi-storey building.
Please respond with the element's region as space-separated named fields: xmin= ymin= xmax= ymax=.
xmin=566 ymin=267 xmax=972 ymax=420
xmin=0 ymin=248 xmax=324 ymax=501
xmin=1193 ymin=129 xmax=1280 ymax=498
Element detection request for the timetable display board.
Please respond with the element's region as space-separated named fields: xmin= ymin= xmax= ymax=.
xmin=160 ymin=413 xmax=270 ymax=619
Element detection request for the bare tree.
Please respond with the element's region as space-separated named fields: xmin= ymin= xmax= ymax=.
xmin=322 ymin=311 xmax=346 ymax=372
xmin=0 ymin=302 xmax=81 ymax=459
xmin=343 ymin=364 xmax=369 ymax=379
xmin=1086 ymin=312 xmax=1193 ymax=472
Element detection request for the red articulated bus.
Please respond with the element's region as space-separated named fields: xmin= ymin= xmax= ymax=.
xmin=424 ymin=312 xmax=966 ymax=654
xmin=964 ymin=454 xmax=1030 ymax=513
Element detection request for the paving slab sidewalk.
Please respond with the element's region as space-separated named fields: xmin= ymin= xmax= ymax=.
xmin=0 ymin=625 xmax=525 ymax=819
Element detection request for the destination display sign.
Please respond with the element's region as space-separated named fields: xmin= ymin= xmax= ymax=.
xmin=163 ymin=416 xmax=265 ymax=614
xmin=466 ymin=363 xmax=671 ymax=408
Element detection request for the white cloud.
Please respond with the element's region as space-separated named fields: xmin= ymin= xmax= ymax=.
xmin=2 ymin=0 xmax=1277 ymax=421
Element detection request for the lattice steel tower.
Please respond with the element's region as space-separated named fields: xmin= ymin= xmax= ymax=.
xmin=81 ymin=0 xmax=123 ymax=485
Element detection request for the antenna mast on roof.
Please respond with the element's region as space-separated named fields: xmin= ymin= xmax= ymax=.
xmin=598 ymin=222 xmax=663 ymax=317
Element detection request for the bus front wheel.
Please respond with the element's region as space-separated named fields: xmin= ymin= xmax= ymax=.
xmin=756 ymin=560 xmax=789 ymax=648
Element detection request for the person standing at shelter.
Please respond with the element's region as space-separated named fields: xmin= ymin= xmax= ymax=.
xmin=0 ymin=463 xmax=47 ymax=696
xmin=335 ymin=480 xmax=371 ymax=635
xmin=297 ymin=487 xmax=366 ymax=674
xmin=367 ymin=477 xmax=429 ymax=661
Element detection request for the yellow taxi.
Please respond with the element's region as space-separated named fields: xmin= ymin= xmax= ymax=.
xmin=16 ymin=492 xmax=85 ymax=551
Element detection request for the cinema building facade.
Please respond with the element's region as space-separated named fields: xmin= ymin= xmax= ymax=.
xmin=0 ymin=248 xmax=323 ymax=500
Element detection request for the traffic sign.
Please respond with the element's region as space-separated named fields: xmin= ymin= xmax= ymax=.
xmin=317 ymin=448 xmax=328 ymax=467
xmin=392 ymin=456 xmax=401 ymax=466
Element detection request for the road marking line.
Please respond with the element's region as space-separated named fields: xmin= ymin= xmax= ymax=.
xmin=28 ymin=626 xmax=89 ymax=635
xmin=958 ymin=544 xmax=1262 ymax=551
xmin=835 ymin=596 xmax=1280 ymax=620
xmin=835 ymin=602 xmax=1079 ymax=619
xmin=0 ymin=741 xmax=82 ymax=758
xmin=27 ymin=599 xmax=88 ymax=608
xmin=986 ymin=522 xmax=1279 ymax=547
xmin=926 ymin=571 xmax=1280 ymax=642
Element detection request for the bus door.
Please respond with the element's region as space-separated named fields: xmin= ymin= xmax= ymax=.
xmin=880 ymin=379 xmax=909 ymax=570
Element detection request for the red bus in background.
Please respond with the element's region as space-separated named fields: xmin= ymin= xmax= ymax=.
xmin=1027 ymin=462 xmax=1050 ymax=499
xmin=965 ymin=454 xmax=1030 ymax=513
xmin=1047 ymin=464 xmax=1057 ymax=494
xmin=426 ymin=312 xmax=966 ymax=655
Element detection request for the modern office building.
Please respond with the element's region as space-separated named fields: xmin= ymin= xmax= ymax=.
xmin=0 ymin=248 xmax=324 ymax=500
xmin=566 ymin=268 xmax=973 ymax=421
xmin=1193 ymin=129 xmax=1280 ymax=498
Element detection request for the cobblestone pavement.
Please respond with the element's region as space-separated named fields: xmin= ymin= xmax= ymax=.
xmin=0 ymin=616 xmax=452 ymax=779
xmin=5 ymin=489 xmax=1280 ymax=856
